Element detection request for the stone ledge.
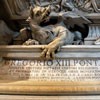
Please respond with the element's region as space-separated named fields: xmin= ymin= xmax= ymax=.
xmin=0 ymin=45 xmax=100 ymax=95
xmin=0 ymin=95 xmax=100 ymax=100
xmin=0 ymin=45 xmax=100 ymax=59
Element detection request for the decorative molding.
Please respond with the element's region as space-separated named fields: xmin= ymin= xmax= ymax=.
xmin=0 ymin=95 xmax=100 ymax=100
xmin=0 ymin=45 xmax=100 ymax=95
xmin=0 ymin=45 xmax=100 ymax=59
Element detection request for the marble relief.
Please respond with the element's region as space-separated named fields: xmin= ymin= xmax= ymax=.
xmin=0 ymin=0 xmax=100 ymax=58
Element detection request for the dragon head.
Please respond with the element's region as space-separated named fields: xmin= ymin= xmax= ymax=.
xmin=27 ymin=5 xmax=51 ymax=24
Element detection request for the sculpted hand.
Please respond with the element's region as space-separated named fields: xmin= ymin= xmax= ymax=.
xmin=40 ymin=44 xmax=58 ymax=60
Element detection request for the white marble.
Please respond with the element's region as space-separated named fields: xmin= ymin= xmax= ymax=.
xmin=0 ymin=45 xmax=100 ymax=95
xmin=0 ymin=95 xmax=100 ymax=100
xmin=85 ymin=24 xmax=100 ymax=45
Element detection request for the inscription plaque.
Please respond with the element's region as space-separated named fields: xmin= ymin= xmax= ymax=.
xmin=0 ymin=59 xmax=100 ymax=81
xmin=0 ymin=45 xmax=100 ymax=95
xmin=0 ymin=58 xmax=100 ymax=94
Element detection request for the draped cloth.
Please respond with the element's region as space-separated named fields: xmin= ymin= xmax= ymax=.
xmin=91 ymin=0 xmax=100 ymax=13
xmin=6 ymin=0 xmax=29 ymax=15
xmin=73 ymin=0 xmax=100 ymax=13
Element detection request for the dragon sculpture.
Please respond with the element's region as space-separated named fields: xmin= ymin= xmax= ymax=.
xmin=21 ymin=5 xmax=83 ymax=59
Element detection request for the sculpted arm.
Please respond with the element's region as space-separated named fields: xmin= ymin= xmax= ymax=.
xmin=41 ymin=26 xmax=68 ymax=59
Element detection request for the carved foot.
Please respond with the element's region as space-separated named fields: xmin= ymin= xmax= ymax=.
xmin=40 ymin=42 xmax=59 ymax=60
xmin=94 ymin=38 xmax=100 ymax=45
xmin=23 ymin=39 xmax=39 ymax=45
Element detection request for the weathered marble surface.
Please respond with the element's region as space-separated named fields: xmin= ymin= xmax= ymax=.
xmin=0 ymin=45 xmax=100 ymax=95
xmin=0 ymin=95 xmax=100 ymax=100
xmin=0 ymin=0 xmax=100 ymax=96
xmin=3 ymin=0 xmax=29 ymax=17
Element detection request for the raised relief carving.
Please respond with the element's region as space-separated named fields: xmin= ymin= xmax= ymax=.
xmin=0 ymin=1 xmax=100 ymax=95
xmin=21 ymin=6 xmax=83 ymax=59
xmin=0 ymin=0 xmax=100 ymax=55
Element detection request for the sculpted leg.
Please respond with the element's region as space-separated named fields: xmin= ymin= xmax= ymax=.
xmin=74 ymin=31 xmax=83 ymax=45
xmin=41 ymin=37 xmax=65 ymax=59
xmin=16 ymin=27 xmax=32 ymax=44
xmin=23 ymin=39 xmax=39 ymax=45
xmin=20 ymin=28 xmax=40 ymax=45
xmin=40 ymin=26 xmax=69 ymax=59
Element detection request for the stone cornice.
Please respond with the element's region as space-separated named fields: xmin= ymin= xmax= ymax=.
xmin=0 ymin=45 xmax=100 ymax=59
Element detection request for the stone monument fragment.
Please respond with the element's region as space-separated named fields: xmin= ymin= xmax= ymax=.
xmin=0 ymin=0 xmax=100 ymax=95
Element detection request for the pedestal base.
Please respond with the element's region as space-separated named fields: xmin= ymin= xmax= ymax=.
xmin=84 ymin=24 xmax=100 ymax=45
xmin=0 ymin=46 xmax=100 ymax=95
xmin=84 ymin=38 xmax=96 ymax=45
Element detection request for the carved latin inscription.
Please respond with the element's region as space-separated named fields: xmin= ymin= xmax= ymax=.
xmin=0 ymin=59 xmax=100 ymax=81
